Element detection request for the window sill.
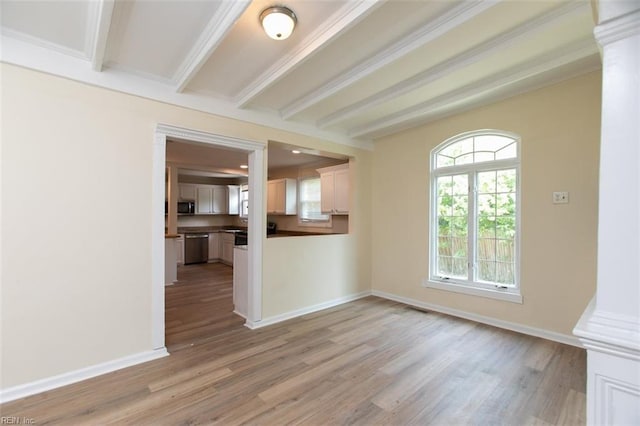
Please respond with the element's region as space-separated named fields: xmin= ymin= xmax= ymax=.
xmin=423 ymin=279 xmax=523 ymax=304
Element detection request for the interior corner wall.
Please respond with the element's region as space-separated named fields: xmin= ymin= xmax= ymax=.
xmin=0 ymin=63 xmax=372 ymax=390
xmin=371 ymin=71 xmax=601 ymax=337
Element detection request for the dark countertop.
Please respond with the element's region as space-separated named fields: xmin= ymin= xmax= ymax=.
xmin=267 ymin=231 xmax=342 ymax=238
xmin=177 ymin=226 xmax=247 ymax=234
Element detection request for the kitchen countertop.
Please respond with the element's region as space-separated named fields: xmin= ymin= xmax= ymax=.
xmin=267 ymin=231 xmax=342 ymax=238
xmin=177 ymin=226 xmax=247 ymax=234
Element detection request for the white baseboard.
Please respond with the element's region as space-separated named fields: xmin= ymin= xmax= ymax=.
xmin=233 ymin=309 xmax=247 ymax=320
xmin=372 ymin=290 xmax=583 ymax=348
xmin=0 ymin=347 xmax=169 ymax=404
xmin=245 ymin=291 xmax=372 ymax=329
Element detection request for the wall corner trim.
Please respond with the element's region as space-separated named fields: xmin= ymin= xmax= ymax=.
xmin=0 ymin=348 xmax=169 ymax=404
xmin=372 ymin=289 xmax=583 ymax=348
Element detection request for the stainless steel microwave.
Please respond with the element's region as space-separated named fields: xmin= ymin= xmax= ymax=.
xmin=165 ymin=201 xmax=195 ymax=215
xmin=178 ymin=201 xmax=195 ymax=215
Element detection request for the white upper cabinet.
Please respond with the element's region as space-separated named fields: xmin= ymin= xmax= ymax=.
xmin=318 ymin=163 xmax=349 ymax=215
xmin=267 ymin=178 xmax=297 ymax=215
xmin=196 ymin=185 xmax=228 ymax=215
xmin=179 ymin=183 xmax=197 ymax=201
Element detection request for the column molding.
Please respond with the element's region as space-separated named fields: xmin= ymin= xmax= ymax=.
xmin=573 ymin=1 xmax=640 ymax=424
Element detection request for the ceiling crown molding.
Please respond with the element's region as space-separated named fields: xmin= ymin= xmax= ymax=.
xmin=318 ymin=0 xmax=588 ymax=129
xmin=349 ymin=38 xmax=599 ymax=139
xmin=173 ymin=0 xmax=251 ymax=92
xmin=234 ymin=0 xmax=382 ymax=109
xmin=594 ymin=8 xmax=640 ymax=46
xmin=280 ymin=0 xmax=500 ymax=120
xmin=1 ymin=27 xmax=88 ymax=60
xmin=0 ymin=35 xmax=373 ymax=151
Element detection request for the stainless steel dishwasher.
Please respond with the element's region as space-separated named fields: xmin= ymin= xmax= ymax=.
xmin=184 ymin=233 xmax=208 ymax=265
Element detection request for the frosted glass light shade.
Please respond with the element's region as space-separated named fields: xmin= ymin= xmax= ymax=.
xmin=260 ymin=7 xmax=296 ymax=40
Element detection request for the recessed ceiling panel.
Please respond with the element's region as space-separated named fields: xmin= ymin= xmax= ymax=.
xmin=167 ymin=139 xmax=248 ymax=173
xmin=185 ymin=0 xmax=346 ymax=99
xmin=105 ymin=0 xmax=222 ymax=80
xmin=1 ymin=0 xmax=91 ymax=56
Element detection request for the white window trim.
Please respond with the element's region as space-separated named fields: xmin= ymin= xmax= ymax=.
xmin=424 ymin=279 xmax=523 ymax=304
xmin=427 ymin=129 xmax=522 ymax=304
xmin=297 ymin=176 xmax=332 ymax=228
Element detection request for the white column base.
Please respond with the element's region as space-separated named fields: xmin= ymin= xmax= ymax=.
xmin=574 ymin=298 xmax=640 ymax=425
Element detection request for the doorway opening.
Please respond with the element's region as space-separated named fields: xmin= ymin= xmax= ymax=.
xmin=152 ymin=124 xmax=265 ymax=352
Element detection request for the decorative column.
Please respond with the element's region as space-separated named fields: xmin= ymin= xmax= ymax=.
xmin=573 ymin=0 xmax=640 ymax=424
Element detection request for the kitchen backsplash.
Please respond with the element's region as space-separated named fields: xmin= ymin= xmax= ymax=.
xmin=176 ymin=215 xmax=239 ymax=228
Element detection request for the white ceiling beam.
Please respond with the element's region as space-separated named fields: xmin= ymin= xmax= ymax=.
xmin=280 ymin=0 xmax=500 ymax=121
xmin=234 ymin=0 xmax=383 ymax=109
xmin=318 ymin=1 xmax=588 ymax=129
xmin=348 ymin=39 xmax=599 ymax=139
xmin=173 ymin=0 xmax=251 ymax=93
xmin=89 ymin=0 xmax=115 ymax=71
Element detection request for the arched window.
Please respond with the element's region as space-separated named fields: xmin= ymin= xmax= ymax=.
xmin=428 ymin=130 xmax=521 ymax=303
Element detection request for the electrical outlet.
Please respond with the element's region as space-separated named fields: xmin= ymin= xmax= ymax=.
xmin=553 ymin=191 xmax=569 ymax=204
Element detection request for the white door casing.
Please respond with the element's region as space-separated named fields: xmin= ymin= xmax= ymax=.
xmin=152 ymin=124 xmax=265 ymax=350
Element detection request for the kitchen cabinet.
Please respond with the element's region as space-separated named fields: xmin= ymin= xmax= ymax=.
xmin=165 ymin=237 xmax=178 ymax=284
xmin=176 ymin=234 xmax=185 ymax=265
xmin=179 ymin=184 xmax=197 ymax=201
xmin=196 ymin=185 xmax=228 ymax=215
xmin=221 ymin=233 xmax=235 ymax=265
xmin=208 ymin=232 xmax=220 ymax=261
xmin=318 ymin=163 xmax=349 ymax=214
xmin=233 ymin=246 xmax=248 ymax=318
xmin=267 ymin=178 xmax=297 ymax=215
xmin=227 ymin=185 xmax=240 ymax=215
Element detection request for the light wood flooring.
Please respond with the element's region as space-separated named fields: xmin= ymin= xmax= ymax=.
xmin=1 ymin=263 xmax=586 ymax=425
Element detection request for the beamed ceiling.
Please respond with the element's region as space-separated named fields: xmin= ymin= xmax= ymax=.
xmin=0 ymin=0 xmax=600 ymax=150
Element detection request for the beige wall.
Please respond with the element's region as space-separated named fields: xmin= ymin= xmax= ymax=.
xmin=0 ymin=64 xmax=372 ymax=389
xmin=371 ymin=71 xmax=601 ymax=336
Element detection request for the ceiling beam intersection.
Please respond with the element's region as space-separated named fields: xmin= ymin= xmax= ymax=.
xmin=173 ymin=0 xmax=251 ymax=93
xmin=88 ymin=0 xmax=115 ymax=71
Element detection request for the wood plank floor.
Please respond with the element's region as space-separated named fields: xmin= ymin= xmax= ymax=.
xmin=165 ymin=263 xmax=244 ymax=351
xmin=1 ymin=263 xmax=586 ymax=425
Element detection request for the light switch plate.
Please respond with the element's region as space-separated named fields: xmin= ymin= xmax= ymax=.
xmin=553 ymin=191 xmax=569 ymax=204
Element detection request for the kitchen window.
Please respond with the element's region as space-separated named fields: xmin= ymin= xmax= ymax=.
xmin=298 ymin=177 xmax=331 ymax=226
xmin=427 ymin=130 xmax=521 ymax=303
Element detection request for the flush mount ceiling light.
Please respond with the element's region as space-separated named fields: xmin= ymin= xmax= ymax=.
xmin=260 ymin=6 xmax=297 ymax=40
